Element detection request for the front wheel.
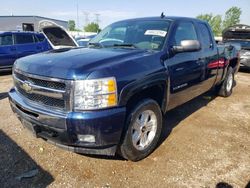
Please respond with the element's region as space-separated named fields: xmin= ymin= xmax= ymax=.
xmin=119 ymin=99 xmax=162 ymax=161
xmin=218 ymin=67 xmax=235 ymax=97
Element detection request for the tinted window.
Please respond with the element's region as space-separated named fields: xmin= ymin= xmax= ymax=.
xmin=199 ymin=23 xmax=212 ymax=49
xmin=0 ymin=34 xmax=13 ymax=46
xmin=15 ymin=34 xmax=34 ymax=44
xmin=174 ymin=22 xmax=198 ymax=45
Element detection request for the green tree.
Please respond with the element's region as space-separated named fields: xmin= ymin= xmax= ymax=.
xmin=68 ymin=20 xmax=76 ymax=31
xmin=84 ymin=22 xmax=101 ymax=32
xmin=223 ymin=6 xmax=242 ymax=29
xmin=196 ymin=14 xmax=222 ymax=36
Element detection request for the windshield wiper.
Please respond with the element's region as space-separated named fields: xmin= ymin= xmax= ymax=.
xmin=88 ymin=42 xmax=104 ymax=48
xmin=113 ymin=43 xmax=138 ymax=49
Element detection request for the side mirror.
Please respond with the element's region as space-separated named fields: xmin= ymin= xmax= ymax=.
xmin=173 ymin=40 xmax=201 ymax=53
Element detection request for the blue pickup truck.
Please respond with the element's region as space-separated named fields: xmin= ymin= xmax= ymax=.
xmin=9 ymin=16 xmax=239 ymax=161
xmin=0 ymin=31 xmax=51 ymax=71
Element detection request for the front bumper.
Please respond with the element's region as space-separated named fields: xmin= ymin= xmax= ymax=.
xmin=9 ymin=88 xmax=126 ymax=156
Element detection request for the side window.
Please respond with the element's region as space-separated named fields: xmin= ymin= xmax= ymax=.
xmin=198 ymin=23 xmax=213 ymax=49
xmin=15 ymin=34 xmax=34 ymax=44
xmin=0 ymin=35 xmax=13 ymax=46
xmin=174 ymin=22 xmax=198 ymax=45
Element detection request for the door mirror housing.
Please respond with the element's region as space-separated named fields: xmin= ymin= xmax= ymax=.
xmin=172 ymin=40 xmax=201 ymax=53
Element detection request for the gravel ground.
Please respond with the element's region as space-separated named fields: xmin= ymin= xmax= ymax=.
xmin=0 ymin=70 xmax=249 ymax=188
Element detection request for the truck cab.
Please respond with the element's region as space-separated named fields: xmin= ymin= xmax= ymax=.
xmin=8 ymin=16 xmax=238 ymax=161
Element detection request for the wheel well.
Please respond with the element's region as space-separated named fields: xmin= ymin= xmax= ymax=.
xmin=126 ymin=84 xmax=166 ymax=114
xmin=228 ymin=58 xmax=238 ymax=71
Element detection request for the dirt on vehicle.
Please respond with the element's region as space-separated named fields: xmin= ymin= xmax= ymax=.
xmin=0 ymin=71 xmax=249 ymax=188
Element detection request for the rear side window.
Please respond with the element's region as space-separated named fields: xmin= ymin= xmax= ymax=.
xmin=174 ymin=22 xmax=198 ymax=45
xmin=198 ymin=23 xmax=213 ymax=49
xmin=0 ymin=35 xmax=13 ymax=46
xmin=15 ymin=34 xmax=34 ymax=44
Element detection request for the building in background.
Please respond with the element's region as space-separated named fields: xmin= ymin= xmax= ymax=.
xmin=0 ymin=16 xmax=68 ymax=31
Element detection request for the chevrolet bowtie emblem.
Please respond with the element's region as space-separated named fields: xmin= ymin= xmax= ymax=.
xmin=22 ymin=81 xmax=32 ymax=93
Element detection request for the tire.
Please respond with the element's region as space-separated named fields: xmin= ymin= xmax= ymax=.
xmin=218 ymin=67 xmax=234 ymax=97
xmin=119 ymin=99 xmax=162 ymax=161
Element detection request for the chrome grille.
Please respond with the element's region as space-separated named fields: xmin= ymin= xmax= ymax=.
xmin=15 ymin=72 xmax=66 ymax=90
xmin=17 ymin=85 xmax=65 ymax=108
xmin=14 ymin=71 xmax=67 ymax=110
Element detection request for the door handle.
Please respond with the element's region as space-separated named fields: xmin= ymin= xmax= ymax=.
xmin=175 ymin=67 xmax=184 ymax=71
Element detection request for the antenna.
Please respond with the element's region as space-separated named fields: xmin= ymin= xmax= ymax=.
xmin=161 ymin=12 xmax=165 ymax=18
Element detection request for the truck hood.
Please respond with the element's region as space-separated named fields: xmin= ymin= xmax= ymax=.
xmin=15 ymin=47 xmax=148 ymax=80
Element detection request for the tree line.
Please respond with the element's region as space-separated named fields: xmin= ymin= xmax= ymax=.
xmin=196 ymin=6 xmax=242 ymax=36
xmin=68 ymin=20 xmax=101 ymax=33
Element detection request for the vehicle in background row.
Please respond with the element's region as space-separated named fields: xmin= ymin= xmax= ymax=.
xmin=9 ymin=16 xmax=240 ymax=161
xmin=0 ymin=31 xmax=52 ymax=71
xmin=223 ymin=24 xmax=250 ymax=69
xmin=38 ymin=20 xmax=78 ymax=49
xmin=76 ymin=35 xmax=97 ymax=47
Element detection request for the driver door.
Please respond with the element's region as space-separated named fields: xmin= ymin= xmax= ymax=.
xmin=165 ymin=21 xmax=204 ymax=109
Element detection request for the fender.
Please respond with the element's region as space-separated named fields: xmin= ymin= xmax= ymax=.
xmin=119 ymin=70 xmax=171 ymax=113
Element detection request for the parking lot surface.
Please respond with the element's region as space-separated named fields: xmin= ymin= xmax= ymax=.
xmin=0 ymin=71 xmax=249 ymax=188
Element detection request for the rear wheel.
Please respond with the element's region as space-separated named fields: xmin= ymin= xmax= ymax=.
xmin=218 ymin=67 xmax=234 ymax=97
xmin=119 ymin=99 xmax=162 ymax=161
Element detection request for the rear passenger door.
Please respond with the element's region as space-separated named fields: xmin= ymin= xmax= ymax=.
xmin=14 ymin=33 xmax=38 ymax=58
xmin=196 ymin=22 xmax=219 ymax=91
xmin=166 ymin=21 xmax=204 ymax=109
xmin=0 ymin=34 xmax=17 ymax=67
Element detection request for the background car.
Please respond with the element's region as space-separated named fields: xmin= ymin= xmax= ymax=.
xmin=76 ymin=35 xmax=97 ymax=47
xmin=0 ymin=31 xmax=52 ymax=71
xmin=223 ymin=24 xmax=250 ymax=69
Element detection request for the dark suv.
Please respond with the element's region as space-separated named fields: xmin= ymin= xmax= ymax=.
xmin=0 ymin=31 xmax=51 ymax=71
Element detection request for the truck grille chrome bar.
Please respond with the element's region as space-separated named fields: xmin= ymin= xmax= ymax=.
xmin=13 ymin=70 xmax=70 ymax=111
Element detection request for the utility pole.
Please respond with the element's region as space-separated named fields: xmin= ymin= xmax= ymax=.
xmin=83 ymin=11 xmax=90 ymax=27
xmin=95 ymin=13 xmax=100 ymax=25
xmin=76 ymin=0 xmax=79 ymax=30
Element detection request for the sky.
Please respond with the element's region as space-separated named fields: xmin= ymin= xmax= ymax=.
xmin=1 ymin=0 xmax=250 ymax=29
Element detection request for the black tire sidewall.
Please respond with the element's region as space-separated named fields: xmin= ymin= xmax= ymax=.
xmin=120 ymin=99 xmax=162 ymax=161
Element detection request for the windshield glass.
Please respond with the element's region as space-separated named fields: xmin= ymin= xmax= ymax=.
xmin=90 ymin=20 xmax=171 ymax=51
xmin=225 ymin=40 xmax=250 ymax=49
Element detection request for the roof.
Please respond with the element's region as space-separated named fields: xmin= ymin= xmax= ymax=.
xmin=113 ymin=16 xmax=206 ymax=24
xmin=223 ymin=24 xmax=250 ymax=33
xmin=0 ymin=31 xmax=40 ymax=35
xmin=0 ymin=15 xmax=67 ymax=23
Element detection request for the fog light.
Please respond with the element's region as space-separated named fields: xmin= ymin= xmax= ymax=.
xmin=77 ymin=134 xmax=95 ymax=143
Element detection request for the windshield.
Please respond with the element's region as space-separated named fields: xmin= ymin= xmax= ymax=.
xmin=90 ymin=20 xmax=171 ymax=51
xmin=225 ymin=40 xmax=250 ymax=49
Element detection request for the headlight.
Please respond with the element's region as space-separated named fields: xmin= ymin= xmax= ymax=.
xmin=74 ymin=77 xmax=117 ymax=110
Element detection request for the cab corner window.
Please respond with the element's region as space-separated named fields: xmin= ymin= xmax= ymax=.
xmin=198 ymin=23 xmax=213 ymax=50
